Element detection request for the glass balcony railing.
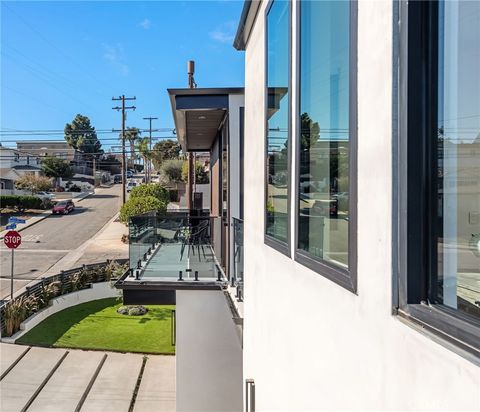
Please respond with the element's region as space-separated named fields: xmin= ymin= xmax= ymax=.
xmin=233 ymin=217 xmax=244 ymax=300
xmin=128 ymin=212 xmax=224 ymax=282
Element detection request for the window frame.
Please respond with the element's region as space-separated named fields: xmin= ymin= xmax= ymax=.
xmin=396 ymin=0 xmax=480 ymax=359
xmin=293 ymin=0 xmax=358 ymax=293
xmin=264 ymin=0 xmax=292 ymax=257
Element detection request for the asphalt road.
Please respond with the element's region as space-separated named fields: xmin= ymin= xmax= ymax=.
xmin=0 ymin=185 xmax=122 ymax=299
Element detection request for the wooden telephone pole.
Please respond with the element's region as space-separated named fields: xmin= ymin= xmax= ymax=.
xmin=112 ymin=95 xmax=136 ymax=204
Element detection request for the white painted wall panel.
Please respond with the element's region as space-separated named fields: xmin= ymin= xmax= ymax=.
xmin=176 ymin=290 xmax=243 ymax=412
xmin=242 ymin=0 xmax=480 ymax=410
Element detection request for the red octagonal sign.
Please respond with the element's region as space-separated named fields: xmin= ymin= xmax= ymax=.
xmin=4 ymin=230 xmax=21 ymax=249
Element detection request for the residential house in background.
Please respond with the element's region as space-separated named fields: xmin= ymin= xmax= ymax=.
xmin=16 ymin=140 xmax=77 ymax=161
xmin=0 ymin=145 xmax=42 ymax=195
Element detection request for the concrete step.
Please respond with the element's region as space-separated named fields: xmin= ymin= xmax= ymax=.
xmin=133 ymin=356 xmax=176 ymax=412
xmin=0 ymin=346 xmax=68 ymax=412
xmin=0 ymin=343 xmax=30 ymax=379
xmin=27 ymin=350 xmax=105 ymax=412
xmin=80 ymin=352 xmax=143 ymax=412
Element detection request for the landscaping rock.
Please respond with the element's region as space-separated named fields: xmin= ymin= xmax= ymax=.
xmin=128 ymin=306 xmax=148 ymax=316
xmin=117 ymin=305 xmax=148 ymax=316
xmin=117 ymin=306 xmax=129 ymax=315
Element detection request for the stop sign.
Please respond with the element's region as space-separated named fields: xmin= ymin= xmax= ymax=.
xmin=4 ymin=231 xmax=21 ymax=249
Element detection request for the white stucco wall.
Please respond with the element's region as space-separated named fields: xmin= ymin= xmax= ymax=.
xmin=242 ymin=1 xmax=480 ymax=411
xmin=176 ymin=290 xmax=243 ymax=412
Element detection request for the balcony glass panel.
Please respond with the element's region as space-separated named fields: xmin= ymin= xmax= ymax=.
xmin=129 ymin=213 xmax=223 ymax=282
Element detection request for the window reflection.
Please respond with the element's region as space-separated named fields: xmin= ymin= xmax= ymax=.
xmin=298 ymin=0 xmax=350 ymax=269
xmin=437 ymin=0 xmax=480 ymax=319
xmin=266 ymin=0 xmax=289 ymax=243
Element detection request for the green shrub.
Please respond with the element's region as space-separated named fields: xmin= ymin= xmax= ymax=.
xmin=130 ymin=183 xmax=169 ymax=204
xmin=119 ymin=196 xmax=167 ymax=223
xmin=4 ymin=295 xmax=39 ymax=336
xmin=0 ymin=195 xmax=43 ymax=211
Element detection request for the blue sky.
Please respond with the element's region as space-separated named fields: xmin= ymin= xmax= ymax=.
xmin=1 ymin=0 xmax=245 ymax=150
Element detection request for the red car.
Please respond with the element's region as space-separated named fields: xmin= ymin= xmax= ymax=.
xmin=52 ymin=200 xmax=75 ymax=214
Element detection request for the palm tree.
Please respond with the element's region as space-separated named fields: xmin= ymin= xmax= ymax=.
xmin=122 ymin=127 xmax=141 ymax=169
xmin=136 ymin=137 xmax=152 ymax=182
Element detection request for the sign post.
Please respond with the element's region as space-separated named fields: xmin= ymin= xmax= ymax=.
xmin=4 ymin=230 xmax=22 ymax=300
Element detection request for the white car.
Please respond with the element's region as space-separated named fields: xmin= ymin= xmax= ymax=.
xmin=36 ymin=191 xmax=54 ymax=200
xmin=126 ymin=182 xmax=138 ymax=192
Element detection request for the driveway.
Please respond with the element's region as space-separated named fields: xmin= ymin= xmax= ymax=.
xmin=0 ymin=343 xmax=175 ymax=412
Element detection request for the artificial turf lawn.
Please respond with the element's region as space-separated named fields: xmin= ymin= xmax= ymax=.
xmin=17 ymin=298 xmax=175 ymax=354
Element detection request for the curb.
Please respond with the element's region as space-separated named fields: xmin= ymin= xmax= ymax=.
xmin=0 ymin=213 xmax=51 ymax=240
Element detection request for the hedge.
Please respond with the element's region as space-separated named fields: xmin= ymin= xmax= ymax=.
xmin=119 ymin=196 xmax=167 ymax=223
xmin=0 ymin=195 xmax=44 ymax=211
xmin=129 ymin=183 xmax=169 ymax=204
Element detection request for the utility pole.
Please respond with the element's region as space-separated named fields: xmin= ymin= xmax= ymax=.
xmin=143 ymin=117 xmax=157 ymax=184
xmin=92 ymin=157 xmax=96 ymax=188
xmin=112 ymin=95 xmax=136 ymax=204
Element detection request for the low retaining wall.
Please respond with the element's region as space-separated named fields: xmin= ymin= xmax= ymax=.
xmin=1 ymin=282 xmax=121 ymax=343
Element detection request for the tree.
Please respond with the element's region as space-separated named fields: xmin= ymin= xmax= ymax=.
xmin=159 ymin=159 xmax=184 ymax=184
xmin=136 ymin=137 xmax=151 ymax=180
xmin=64 ymin=114 xmax=102 ymax=158
xmin=41 ymin=157 xmax=74 ymax=186
xmin=122 ymin=127 xmax=141 ymax=168
xmin=119 ymin=196 xmax=167 ymax=223
xmin=14 ymin=175 xmax=52 ymax=194
xmin=300 ymin=112 xmax=320 ymax=150
xmin=151 ymin=140 xmax=181 ymax=170
xmin=181 ymin=161 xmax=209 ymax=184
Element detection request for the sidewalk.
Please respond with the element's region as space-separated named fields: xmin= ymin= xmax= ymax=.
xmin=0 ymin=191 xmax=93 ymax=240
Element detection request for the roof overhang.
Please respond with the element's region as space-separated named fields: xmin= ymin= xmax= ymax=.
xmin=233 ymin=0 xmax=262 ymax=51
xmin=168 ymin=88 xmax=244 ymax=152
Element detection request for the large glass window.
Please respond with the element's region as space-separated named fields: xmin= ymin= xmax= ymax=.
xmin=436 ymin=0 xmax=480 ymax=320
xmin=265 ymin=0 xmax=290 ymax=246
xmin=297 ymin=1 xmax=352 ymax=272
xmin=398 ymin=0 xmax=480 ymax=355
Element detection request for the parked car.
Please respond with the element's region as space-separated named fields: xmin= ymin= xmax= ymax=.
xmin=126 ymin=170 xmax=134 ymax=179
xmin=52 ymin=200 xmax=75 ymax=214
xmin=68 ymin=184 xmax=82 ymax=192
xmin=36 ymin=191 xmax=54 ymax=200
xmin=113 ymin=174 xmax=122 ymax=184
xmin=126 ymin=181 xmax=138 ymax=192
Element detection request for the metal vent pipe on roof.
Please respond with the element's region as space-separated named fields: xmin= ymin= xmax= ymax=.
xmin=187 ymin=60 xmax=197 ymax=89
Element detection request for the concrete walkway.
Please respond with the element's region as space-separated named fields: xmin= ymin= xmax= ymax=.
xmin=0 ymin=344 xmax=175 ymax=412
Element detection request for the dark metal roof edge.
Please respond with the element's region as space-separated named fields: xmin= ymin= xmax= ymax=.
xmin=233 ymin=0 xmax=262 ymax=50
xmin=167 ymin=87 xmax=244 ymax=96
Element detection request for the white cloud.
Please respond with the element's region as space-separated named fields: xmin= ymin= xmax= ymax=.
xmin=102 ymin=43 xmax=129 ymax=76
xmin=209 ymin=21 xmax=236 ymax=44
xmin=139 ymin=18 xmax=151 ymax=30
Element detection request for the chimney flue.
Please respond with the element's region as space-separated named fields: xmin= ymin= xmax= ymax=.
xmin=187 ymin=60 xmax=197 ymax=89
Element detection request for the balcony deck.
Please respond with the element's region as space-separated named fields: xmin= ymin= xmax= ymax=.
xmin=115 ymin=213 xmax=227 ymax=293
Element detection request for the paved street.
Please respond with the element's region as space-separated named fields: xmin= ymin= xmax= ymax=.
xmin=0 ymin=185 xmax=123 ymax=299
